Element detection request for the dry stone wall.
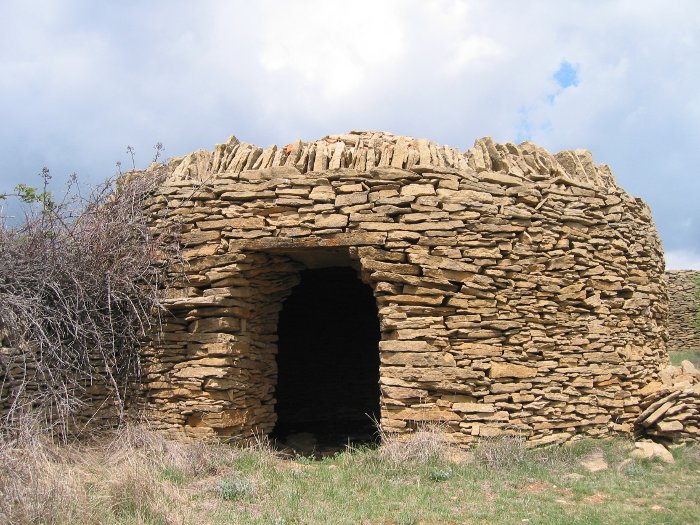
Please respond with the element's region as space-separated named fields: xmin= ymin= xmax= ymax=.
xmin=0 ymin=341 xmax=126 ymax=431
xmin=141 ymin=131 xmax=668 ymax=446
xmin=665 ymin=270 xmax=700 ymax=351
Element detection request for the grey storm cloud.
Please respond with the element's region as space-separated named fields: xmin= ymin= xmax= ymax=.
xmin=1 ymin=0 xmax=698 ymax=267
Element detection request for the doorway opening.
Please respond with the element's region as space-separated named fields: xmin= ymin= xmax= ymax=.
xmin=272 ymin=266 xmax=380 ymax=452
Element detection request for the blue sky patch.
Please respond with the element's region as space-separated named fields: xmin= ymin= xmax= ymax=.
xmin=553 ymin=61 xmax=579 ymax=88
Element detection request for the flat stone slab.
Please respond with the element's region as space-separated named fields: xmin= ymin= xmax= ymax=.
xmin=231 ymin=231 xmax=387 ymax=250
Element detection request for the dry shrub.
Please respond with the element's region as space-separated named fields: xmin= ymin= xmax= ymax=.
xmin=216 ymin=473 xmax=255 ymax=502
xmin=377 ymin=424 xmax=452 ymax=467
xmin=0 ymin=170 xmax=178 ymax=435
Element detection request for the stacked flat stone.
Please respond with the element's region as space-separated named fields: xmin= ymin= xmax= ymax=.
xmin=140 ymin=130 xmax=668 ymax=445
xmin=0 ymin=341 xmax=125 ymax=429
xmin=636 ymin=360 xmax=700 ymax=442
xmin=665 ymin=270 xmax=700 ymax=351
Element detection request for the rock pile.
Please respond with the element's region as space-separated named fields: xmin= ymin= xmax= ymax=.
xmin=636 ymin=360 xmax=700 ymax=443
xmin=665 ymin=270 xmax=700 ymax=351
xmin=139 ymin=130 xmax=669 ymax=446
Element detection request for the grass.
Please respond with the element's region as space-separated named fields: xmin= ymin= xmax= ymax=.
xmin=670 ymin=350 xmax=700 ymax=368
xmin=217 ymin=437 xmax=700 ymax=525
xmin=1 ymin=425 xmax=699 ymax=524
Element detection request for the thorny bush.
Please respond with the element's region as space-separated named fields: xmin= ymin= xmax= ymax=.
xmin=0 ymin=169 xmax=177 ymax=436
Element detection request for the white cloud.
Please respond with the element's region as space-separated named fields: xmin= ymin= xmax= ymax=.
xmin=257 ymin=0 xmax=404 ymax=100
xmin=666 ymin=250 xmax=700 ymax=271
xmin=445 ymin=35 xmax=504 ymax=74
xmin=0 ymin=0 xmax=698 ymax=258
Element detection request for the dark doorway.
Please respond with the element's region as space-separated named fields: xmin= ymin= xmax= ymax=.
xmin=272 ymin=266 xmax=380 ymax=451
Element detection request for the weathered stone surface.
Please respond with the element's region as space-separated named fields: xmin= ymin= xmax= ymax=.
xmin=315 ymin=214 xmax=348 ymax=228
xmin=453 ymin=403 xmax=496 ymax=413
xmin=631 ymin=441 xmax=675 ymax=463
xmin=635 ymin=361 xmax=700 ymax=443
xmin=490 ymin=363 xmax=537 ymax=379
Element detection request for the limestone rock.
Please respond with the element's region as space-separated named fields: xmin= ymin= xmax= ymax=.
xmin=630 ymin=441 xmax=675 ymax=464
xmin=490 ymin=363 xmax=537 ymax=379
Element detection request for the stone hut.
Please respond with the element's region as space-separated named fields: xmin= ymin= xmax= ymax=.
xmin=141 ymin=131 xmax=667 ymax=447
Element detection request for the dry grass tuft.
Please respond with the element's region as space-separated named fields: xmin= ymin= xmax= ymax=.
xmin=105 ymin=459 xmax=162 ymax=521
xmin=473 ymin=434 xmax=528 ymax=469
xmin=107 ymin=423 xmax=239 ymax=477
xmin=377 ymin=424 xmax=452 ymax=467
xmin=0 ymin=422 xmax=90 ymax=524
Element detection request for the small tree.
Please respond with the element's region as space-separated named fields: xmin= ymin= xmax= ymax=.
xmin=0 ymin=167 xmax=54 ymax=208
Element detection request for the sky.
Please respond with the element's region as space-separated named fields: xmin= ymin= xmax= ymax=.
xmin=1 ymin=0 xmax=698 ymax=269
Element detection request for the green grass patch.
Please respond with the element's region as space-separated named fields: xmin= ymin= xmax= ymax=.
xmin=3 ymin=428 xmax=699 ymax=524
xmin=160 ymin=465 xmax=188 ymax=484
xmin=210 ymin=437 xmax=700 ymax=525
xmin=670 ymin=350 xmax=700 ymax=367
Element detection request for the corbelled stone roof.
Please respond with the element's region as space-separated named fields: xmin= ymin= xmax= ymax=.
xmin=164 ymin=131 xmax=618 ymax=190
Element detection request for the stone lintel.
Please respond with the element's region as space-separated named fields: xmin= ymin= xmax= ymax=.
xmin=230 ymin=232 xmax=387 ymax=251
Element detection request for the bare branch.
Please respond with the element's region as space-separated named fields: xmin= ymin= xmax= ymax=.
xmin=0 ymin=170 xmax=179 ymax=437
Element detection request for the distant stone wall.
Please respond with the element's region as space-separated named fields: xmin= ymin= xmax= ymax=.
xmin=141 ymin=131 xmax=668 ymax=446
xmin=665 ymin=270 xmax=700 ymax=351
